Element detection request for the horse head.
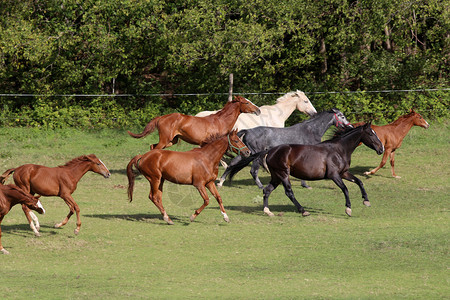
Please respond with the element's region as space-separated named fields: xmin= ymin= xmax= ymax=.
xmin=409 ymin=109 xmax=430 ymax=129
xmin=361 ymin=123 xmax=384 ymax=155
xmin=228 ymin=129 xmax=250 ymax=157
xmin=294 ymin=90 xmax=317 ymax=116
xmin=331 ymin=108 xmax=353 ymax=128
xmin=5 ymin=185 xmax=45 ymax=214
xmin=233 ymin=96 xmax=261 ymax=116
xmin=86 ymin=154 xmax=111 ymax=178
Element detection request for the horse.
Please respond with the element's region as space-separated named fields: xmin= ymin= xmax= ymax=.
xmin=195 ymin=90 xmax=317 ymax=130
xmin=127 ymin=130 xmax=250 ymax=225
xmin=261 ymin=123 xmax=384 ymax=217
xmin=128 ymin=95 xmax=260 ymax=149
xmin=0 ymin=184 xmax=45 ymax=254
xmin=0 ymin=154 xmax=111 ymax=236
xmin=354 ymin=109 xmax=429 ymax=178
xmin=217 ymin=108 xmax=353 ymax=189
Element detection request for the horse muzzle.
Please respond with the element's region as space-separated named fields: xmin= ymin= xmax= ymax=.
xmin=253 ymin=108 xmax=261 ymax=116
xmin=104 ymin=172 xmax=111 ymax=178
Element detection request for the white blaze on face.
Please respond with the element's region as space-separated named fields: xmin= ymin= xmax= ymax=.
xmin=37 ymin=200 xmax=45 ymax=214
xmin=371 ymin=129 xmax=384 ymax=152
xmin=244 ymin=97 xmax=258 ymax=108
xmin=98 ymin=159 xmax=111 ymax=177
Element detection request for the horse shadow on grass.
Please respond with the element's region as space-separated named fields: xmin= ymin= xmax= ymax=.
xmin=84 ymin=213 xmax=191 ymax=226
xmin=222 ymin=204 xmax=345 ymax=218
xmin=1 ymin=223 xmax=60 ymax=237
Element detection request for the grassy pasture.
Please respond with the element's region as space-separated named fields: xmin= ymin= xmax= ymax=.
xmin=0 ymin=123 xmax=448 ymax=299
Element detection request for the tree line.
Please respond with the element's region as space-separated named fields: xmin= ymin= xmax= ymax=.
xmin=0 ymin=0 xmax=448 ymax=128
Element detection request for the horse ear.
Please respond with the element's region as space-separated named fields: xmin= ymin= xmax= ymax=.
xmin=331 ymin=108 xmax=339 ymax=113
xmin=85 ymin=154 xmax=97 ymax=162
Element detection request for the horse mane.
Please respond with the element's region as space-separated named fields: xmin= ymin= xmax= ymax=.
xmin=59 ymin=155 xmax=92 ymax=168
xmin=328 ymin=126 xmax=363 ymax=142
xmin=389 ymin=110 xmax=416 ymax=125
xmin=276 ymin=91 xmax=302 ymax=103
xmin=199 ymin=133 xmax=227 ymax=147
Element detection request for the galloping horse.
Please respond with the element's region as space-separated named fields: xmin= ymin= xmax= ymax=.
xmin=128 ymin=95 xmax=260 ymax=149
xmin=195 ymin=90 xmax=317 ymax=130
xmin=262 ymin=123 xmax=384 ymax=217
xmin=354 ymin=109 xmax=429 ymax=178
xmin=0 ymin=184 xmax=45 ymax=254
xmin=127 ymin=130 xmax=250 ymax=225
xmin=218 ymin=108 xmax=353 ymax=189
xmin=0 ymin=154 xmax=110 ymax=236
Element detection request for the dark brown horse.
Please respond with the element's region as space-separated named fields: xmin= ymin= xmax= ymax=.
xmin=354 ymin=109 xmax=429 ymax=178
xmin=0 ymin=184 xmax=45 ymax=254
xmin=127 ymin=130 xmax=250 ymax=224
xmin=128 ymin=95 xmax=260 ymax=149
xmin=0 ymin=154 xmax=110 ymax=236
xmin=262 ymin=123 xmax=384 ymax=217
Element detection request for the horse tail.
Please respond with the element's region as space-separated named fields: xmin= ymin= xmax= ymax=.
xmin=127 ymin=116 xmax=162 ymax=138
xmin=228 ymin=152 xmax=260 ymax=182
xmin=127 ymin=155 xmax=142 ymax=202
xmin=0 ymin=168 xmax=15 ymax=184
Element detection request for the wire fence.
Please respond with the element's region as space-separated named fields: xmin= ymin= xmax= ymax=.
xmin=1 ymin=88 xmax=449 ymax=98
xmin=0 ymin=88 xmax=448 ymax=126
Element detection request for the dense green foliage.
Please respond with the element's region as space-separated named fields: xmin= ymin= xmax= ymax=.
xmin=0 ymin=0 xmax=449 ymax=127
xmin=0 ymin=124 xmax=448 ymax=298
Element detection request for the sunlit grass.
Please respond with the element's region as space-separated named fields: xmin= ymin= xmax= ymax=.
xmin=0 ymin=123 xmax=448 ymax=299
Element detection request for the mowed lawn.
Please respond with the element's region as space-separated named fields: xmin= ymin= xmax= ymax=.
xmin=0 ymin=123 xmax=448 ymax=299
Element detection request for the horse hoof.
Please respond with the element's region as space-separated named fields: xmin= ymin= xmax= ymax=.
xmin=34 ymin=232 xmax=41 ymax=237
xmin=1 ymin=248 xmax=10 ymax=255
xmin=189 ymin=215 xmax=196 ymax=222
xmin=54 ymin=223 xmax=62 ymax=228
xmin=167 ymin=220 xmax=174 ymax=225
xmin=74 ymin=229 xmax=80 ymax=235
xmin=224 ymin=216 xmax=230 ymax=223
xmin=364 ymin=171 xmax=370 ymax=175
xmin=345 ymin=207 xmax=352 ymax=217
xmin=263 ymin=207 xmax=274 ymax=217
xmin=302 ymin=211 xmax=310 ymax=217
xmin=363 ymin=201 xmax=371 ymax=207
xmin=394 ymin=175 xmax=401 ymax=179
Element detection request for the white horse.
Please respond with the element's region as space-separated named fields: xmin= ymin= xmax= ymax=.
xmin=195 ymin=90 xmax=317 ymax=131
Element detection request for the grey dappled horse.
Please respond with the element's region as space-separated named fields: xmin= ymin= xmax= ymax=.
xmin=217 ymin=108 xmax=353 ymax=189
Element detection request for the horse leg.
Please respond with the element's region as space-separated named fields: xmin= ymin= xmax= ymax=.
xmin=342 ymin=172 xmax=371 ymax=207
xmin=300 ymin=180 xmax=312 ymax=189
xmin=190 ymin=184 xmax=210 ymax=222
xmin=206 ymin=181 xmax=230 ymax=222
xmin=0 ymin=216 xmax=9 ymax=255
xmin=148 ymin=178 xmax=173 ymax=225
xmin=250 ymin=160 xmax=265 ymax=189
xmin=151 ymin=130 xmax=179 ymax=149
xmin=365 ymin=149 xmax=391 ymax=176
xmin=217 ymin=156 xmax=244 ymax=187
xmin=22 ymin=204 xmax=40 ymax=237
xmin=330 ymin=175 xmax=352 ymax=216
xmin=279 ymin=176 xmax=309 ymax=216
xmin=55 ymin=194 xmax=81 ymax=235
xmin=262 ymin=177 xmax=281 ymax=217
xmin=390 ymin=151 xmax=401 ymax=178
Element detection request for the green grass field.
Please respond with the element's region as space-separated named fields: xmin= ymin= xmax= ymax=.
xmin=0 ymin=123 xmax=448 ymax=299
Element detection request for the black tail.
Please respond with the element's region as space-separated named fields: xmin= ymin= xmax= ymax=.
xmin=228 ymin=152 xmax=260 ymax=182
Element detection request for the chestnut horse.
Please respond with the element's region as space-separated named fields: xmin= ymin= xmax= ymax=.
xmin=0 ymin=184 xmax=45 ymax=254
xmin=354 ymin=109 xmax=429 ymax=178
xmin=128 ymin=95 xmax=260 ymax=149
xmin=262 ymin=123 xmax=384 ymax=217
xmin=127 ymin=130 xmax=250 ymax=224
xmin=0 ymin=154 xmax=110 ymax=236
